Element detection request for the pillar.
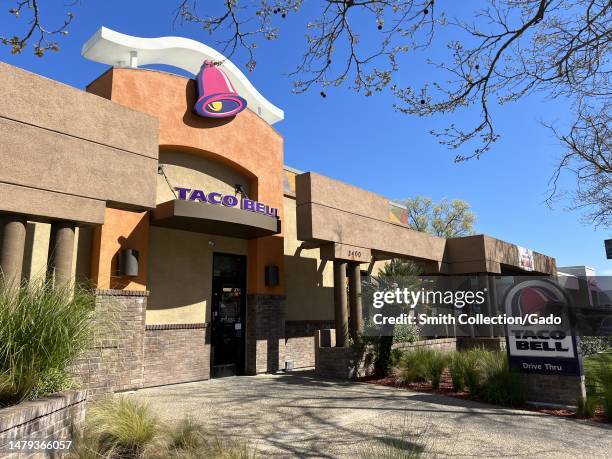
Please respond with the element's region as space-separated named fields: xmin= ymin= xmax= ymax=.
xmin=0 ymin=214 xmax=27 ymax=286
xmin=348 ymin=262 xmax=363 ymax=340
xmin=333 ymin=260 xmax=348 ymax=347
xmin=48 ymin=221 xmax=76 ymax=287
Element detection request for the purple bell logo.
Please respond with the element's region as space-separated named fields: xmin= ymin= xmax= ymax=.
xmin=194 ymin=61 xmax=247 ymax=118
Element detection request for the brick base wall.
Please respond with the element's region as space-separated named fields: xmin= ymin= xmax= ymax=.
xmin=284 ymin=320 xmax=335 ymax=369
xmin=392 ymin=338 xmax=458 ymax=352
xmin=246 ymin=294 xmax=285 ymax=374
xmin=0 ymin=390 xmax=86 ymax=458
xmin=314 ymin=329 xmax=376 ymax=380
xmin=524 ymin=374 xmax=586 ymax=406
xmin=143 ymin=324 xmax=210 ymax=387
xmin=70 ymin=290 xmax=147 ymax=397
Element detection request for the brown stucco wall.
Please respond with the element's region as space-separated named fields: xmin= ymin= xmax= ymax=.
xmin=296 ymin=172 xmax=447 ymax=263
xmin=444 ymin=235 xmax=557 ymax=275
xmin=87 ymin=68 xmax=284 ymax=295
xmin=0 ymin=62 xmax=159 ymax=221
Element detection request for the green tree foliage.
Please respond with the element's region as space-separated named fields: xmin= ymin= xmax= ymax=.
xmin=401 ymin=197 xmax=476 ymax=238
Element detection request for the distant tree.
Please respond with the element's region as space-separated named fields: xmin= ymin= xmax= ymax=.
xmin=401 ymin=197 xmax=476 ymax=238
xmin=3 ymin=1 xmax=609 ymax=226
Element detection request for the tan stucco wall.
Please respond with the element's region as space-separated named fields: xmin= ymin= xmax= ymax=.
xmin=283 ymin=196 xmax=334 ymax=321
xmin=146 ymin=226 xmax=248 ymax=324
xmin=147 ymin=150 xmax=251 ymax=324
xmin=157 ymin=150 xmax=250 ymax=204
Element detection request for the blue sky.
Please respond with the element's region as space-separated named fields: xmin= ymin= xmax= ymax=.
xmin=1 ymin=1 xmax=610 ymax=274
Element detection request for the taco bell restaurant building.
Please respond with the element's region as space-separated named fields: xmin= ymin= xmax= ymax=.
xmin=0 ymin=28 xmax=557 ymax=394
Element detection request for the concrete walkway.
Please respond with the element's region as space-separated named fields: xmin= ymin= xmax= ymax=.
xmin=129 ymin=371 xmax=612 ymax=458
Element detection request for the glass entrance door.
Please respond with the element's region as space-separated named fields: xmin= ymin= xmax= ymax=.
xmin=211 ymin=253 xmax=246 ymax=378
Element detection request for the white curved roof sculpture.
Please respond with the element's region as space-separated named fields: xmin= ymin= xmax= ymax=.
xmin=81 ymin=27 xmax=284 ymax=125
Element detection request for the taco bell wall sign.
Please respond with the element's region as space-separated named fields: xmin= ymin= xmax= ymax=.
xmin=175 ymin=187 xmax=278 ymax=218
xmin=194 ymin=61 xmax=247 ymax=118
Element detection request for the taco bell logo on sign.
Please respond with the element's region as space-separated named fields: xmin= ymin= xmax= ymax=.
xmin=175 ymin=187 xmax=277 ymax=218
xmin=194 ymin=61 xmax=247 ymax=118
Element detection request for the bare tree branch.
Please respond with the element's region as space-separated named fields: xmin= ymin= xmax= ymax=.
xmin=1 ymin=0 xmax=75 ymax=56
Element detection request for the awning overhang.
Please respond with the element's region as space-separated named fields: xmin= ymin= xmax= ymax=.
xmin=151 ymin=199 xmax=280 ymax=239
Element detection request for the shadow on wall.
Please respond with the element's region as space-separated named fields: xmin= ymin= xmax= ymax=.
xmin=283 ymin=253 xmax=334 ymax=321
xmin=145 ymin=227 xmax=212 ymax=312
xmin=108 ymin=213 xmax=150 ymax=290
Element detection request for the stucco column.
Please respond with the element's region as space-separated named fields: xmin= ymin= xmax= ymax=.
xmin=348 ymin=262 xmax=363 ymax=340
xmin=0 ymin=214 xmax=27 ymax=286
xmin=48 ymin=221 xmax=75 ymax=287
xmin=333 ymin=260 xmax=349 ymax=347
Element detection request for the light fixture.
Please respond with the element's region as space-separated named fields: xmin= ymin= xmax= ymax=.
xmin=265 ymin=265 xmax=279 ymax=286
xmin=119 ymin=249 xmax=139 ymax=277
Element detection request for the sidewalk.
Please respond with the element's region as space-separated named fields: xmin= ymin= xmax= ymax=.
xmin=130 ymin=371 xmax=612 ymax=458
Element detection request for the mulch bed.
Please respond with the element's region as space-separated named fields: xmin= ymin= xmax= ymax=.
xmin=359 ymin=369 xmax=610 ymax=423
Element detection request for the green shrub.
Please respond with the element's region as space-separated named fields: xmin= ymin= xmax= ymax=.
xmin=603 ymin=387 xmax=612 ymax=419
xmin=460 ymin=348 xmax=489 ymax=394
xmin=389 ymin=348 xmax=405 ymax=369
xmin=478 ymin=351 xmax=527 ymax=406
xmin=591 ymin=363 xmax=612 ymax=419
xmin=425 ymin=352 xmax=449 ymax=390
xmin=576 ymin=395 xmax=597 ymax=418
xmin=580 ymin=337 xmax=612 ymax=356
xmin=0 ymin=279 xmax=95 ymax=406
xmin=392 ymin=323 xmax=421 ymax=344
xmin=87 ymin=397 xmax=162 ymax=457
xmin=448 ymin=353 xmax=465 ymax=392
xmin=392 ymin=348 xmax=432 ymax=384
xmin=28 ymin=368 xmax=73 ymax=401
xmin=71 ymin=397 xmax=257 ymax=459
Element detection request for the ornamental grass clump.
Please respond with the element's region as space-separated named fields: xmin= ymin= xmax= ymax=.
xmin=71 ymin=397 xmax=257 ymax=459
xmin=448 ymin=352 xmax=465 ymax=392
xmin=576 ymin=395 xmax=597 ymax=418
xmin=478 ymin=351 xmax=527 ymax=406
xmin=425 ymin=351 xmax=449 ymax=390
xmin=0 ymin=278 xmax=96 ymax=406
xmin=392 ymin=348 xmax=432 ymax=384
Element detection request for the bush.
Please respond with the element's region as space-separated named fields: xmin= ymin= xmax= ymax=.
xmin=71 ymin=397 xmax=257 ymax=459
xmin=426 ymin=352 xmax=448 ymax=390
xmin=0 ymin=279 xmax=95 ymax=406
xmin=392 ymin=323 xmax=421 ymax=344
xmin=580 ymin=337 xmax=612 ymax=356
xmin=448 ymin=353 xmax=465 ymax=392
xmin=478 ymin=351 xmax=527 ymax=406
xmin=589 ymin=363 xmax=612 ymax=419
xmin=87 ymin=397 xmax=162 ymax=457
xmin=460 ymin=348 xmax=489 ymax=394
xmin=576 ymin=395 xmax=597 ymax=418
xmin=392 ymin=348 xmax=433 ymax=384
xmin=28 ymin=368 xmax=73 ymax=401
xmin=389 ymin=348 xmax=404 ymax=369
